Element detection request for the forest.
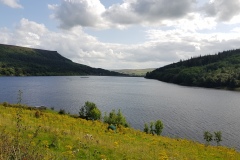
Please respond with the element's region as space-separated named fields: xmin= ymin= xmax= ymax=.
xmin=145 ymin=49 xmax=240 ymax=89
xmin=0 ymin=44 xmax=125 ymax=76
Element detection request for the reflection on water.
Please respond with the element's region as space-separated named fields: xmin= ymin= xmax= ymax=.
xmin=0 ymin=76 xmax=240 ymax=150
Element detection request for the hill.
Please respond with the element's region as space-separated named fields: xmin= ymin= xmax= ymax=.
xmin=113 ymin=68 xmax=156 ymax=77
xmin=145 ymin=49 xmax=240 ymax=90
xmin=0 ymin=44 xmax=125 ymax=76
xmin=0 ymin=103 xmax=239 ymax=159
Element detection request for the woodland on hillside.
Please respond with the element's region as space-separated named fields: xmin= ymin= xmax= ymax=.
xmin=146 ymin=49 xmax=240 ymax=89
xmin=0 ymin=44 xmax=124 ymax=76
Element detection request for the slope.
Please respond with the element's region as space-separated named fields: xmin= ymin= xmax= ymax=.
xmin=1 ymin=103 xmax=239 ymax=159
xmin=0 ymin=44 xmax=124 ymax=76
xmin=145 ymin=49 xmax=240 ymax=89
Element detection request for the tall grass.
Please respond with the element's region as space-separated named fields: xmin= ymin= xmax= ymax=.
xmin=0 ymin=103 xmax=239 ymax=160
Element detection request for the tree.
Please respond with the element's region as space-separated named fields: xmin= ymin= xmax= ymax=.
xmin=104 ymin=109 xmax=129 ymax=127
xmin=214 ymin=131 xmax=222 ymax=146
xmin=144 ymin=120 xmax=164 ymax=136
xmin=150 ymin=122 xmax=155 ymax=135
xmin=79 ymin=101 xmax=101 ymax=120
xmin=204 ymin=131 xmax=213 ymax=145
xmin=155 ymin=120 xmax=164 ymax=135
xmin=144 ymin=123 xmax=149 ymax=134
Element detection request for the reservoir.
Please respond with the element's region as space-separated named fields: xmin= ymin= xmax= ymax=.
xmin=0 ymin=76 xmax=240 ymax=150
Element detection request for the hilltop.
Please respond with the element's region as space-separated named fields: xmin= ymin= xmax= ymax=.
xmin=0 ymin=44 xmax=125 ymax=76
xmin=146 ymin=49 xmax=240 ymax=90
xmin=0 ymin=103 xmax=239 ymax=159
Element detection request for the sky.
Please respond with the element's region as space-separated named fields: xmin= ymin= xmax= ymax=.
xmin=1 ymin=0 xmax=240 ymax=69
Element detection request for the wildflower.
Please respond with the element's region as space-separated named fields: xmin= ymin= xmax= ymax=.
xmin=42 ymin=140 xmax=49 ymax=148
xmin=159 ymin=150 xmax=169 ymax=160
xmin=28 ymin=134 xmax=33 ymax=138
xmin=65 ymin=145 xmax=73 ymax=150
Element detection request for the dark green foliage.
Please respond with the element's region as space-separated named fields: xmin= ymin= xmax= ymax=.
xmin=146 ymin=49 xmax=240 ymax=89
xmin=150 ymin=122 xmax=155 ymax=135
xmin=214 ymin=131 xmax=222 ymax=146
xmin=155 ymin=120 xmax=164 ymax=135
xmin=103 ymin=109 xmax=129 ymax=127
xmin=0 ymin=44 xmax=126 ymax=76
xmin=143 ymin=123 xmax=149 ymax=134
xmin=58 ymin=109 xmax=66 ymax=115
xmin=144 ymin=120 xmax=164 ymax=136
xmin=204 ymin=131 xmax=213 ymax=145
xmin=79 ymin=101 xmax=101 ymax=120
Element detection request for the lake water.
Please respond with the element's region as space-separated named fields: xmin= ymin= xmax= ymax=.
xmin=0 ymin=76 xmax=240 ymax=150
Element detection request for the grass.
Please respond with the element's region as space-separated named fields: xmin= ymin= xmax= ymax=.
xmin=0 ymin=103 xmax=240 ymax=160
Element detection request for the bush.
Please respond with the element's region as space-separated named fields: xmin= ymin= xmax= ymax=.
xmin=144 ymin=120 xmax=164 ymax=135
xmin=144 ymin=123 xmax=149 ymax=134
xmin=79 ymin=101 xmax=101 ymax=120
xmin=155 ymin=120 xmax=164 ymax=135
xmin=104 ymin=109 xmax=129 ymax=127
xmin=35 ymin=110 xmax=41 ymax=118
xmin=204 ymin=131 xmax=213 ymax=145
xmin=59 ymin=109 xmax=66 ymax=115
xmin=214 ymin=131 xmax=222 ymax=145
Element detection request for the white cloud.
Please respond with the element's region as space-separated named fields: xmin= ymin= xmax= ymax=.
xmin=202 ymin=0 xmax=240 ymax=21
xmin=50 ymin=0 xmax=107 ymax=29
xmin=231 ymin=27 xmax=240 ymax=33
xmin=0 ymin=0 xmax=23 ymax=8
xmin=146 ymin=28 xmax=240 ymax=59
xmin=50 ymin=0 xmax=197 ymax=29
xmin=1 ymin=18 xmax=240 ymax=69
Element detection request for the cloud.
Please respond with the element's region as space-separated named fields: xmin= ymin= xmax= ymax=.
xmin=1 ymin=18 xmax=240 ymax=69
xmin=145 ymin=28 xmax=240 ymax=59
xmin=203 ymin=0 xmax=240 ymax=21
xmin=133 ymin=0 xmax=196 ymax=20
xmin=50 ymin=0 xmax=107 ymax=29
xmin=0 ymin=0 xmax=23 ymax=8
xmin=50 ymin=0 xmax=197 ymax=29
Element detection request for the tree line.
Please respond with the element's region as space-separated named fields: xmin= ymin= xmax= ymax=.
xmin=146 ymin=49 xmax=240 ymax=89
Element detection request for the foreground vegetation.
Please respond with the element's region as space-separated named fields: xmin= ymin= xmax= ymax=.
xmin=146 ymin=49 xmax=240 ymax=90
xmin=0 ymin=44 xmax=125 ymax=76
xmin=0 ymin=103 xmax=240 ymax=159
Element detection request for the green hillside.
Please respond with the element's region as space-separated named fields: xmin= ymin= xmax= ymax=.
xmin=1 ymin=103 xmax=239 ymax=159
xmin=146 ymin=49 xmax=240 ymax=90
xmin=0 ymin=44 xmax=125 ymax=76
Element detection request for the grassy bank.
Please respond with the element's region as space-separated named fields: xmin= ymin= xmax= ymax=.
xmin=0 ymin=104 xmax=239 ymax=160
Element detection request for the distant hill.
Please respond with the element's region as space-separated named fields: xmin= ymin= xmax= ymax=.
xmin=113 ymin=68 xmax=155 ymax=77
xmin=145 ymin=49 xmax=240 ymax=89
xmin=0 ymin=44 xmax=125 ymax=76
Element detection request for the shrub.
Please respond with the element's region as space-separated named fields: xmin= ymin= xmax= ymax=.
xmin=144 ymin=123 xmax=149 ymax=134
xmin=204 ymin=131 xmax=213 ymax=145
xmin=79 ymin=101 xmax=101 ymax=120
xmin=35 ymin=110 xmax=41 ymax=118
xmin=155 ymin=120 xmax=164 ymax=135
xmin=144 ymin=120 xmax=164 ymax=135
xmin=2 ymin=102 xmax=9 ymax=107
xmin=214 ymin=131 xmax=222 ymax=145
xmin=103 ymin=109 xmax=129 ymax=127
xmin=59 ymin=109 xmax=66 ymax=115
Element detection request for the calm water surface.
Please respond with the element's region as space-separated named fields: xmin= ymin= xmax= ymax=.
xmin=0 ymin=76 xmax=240 ymax=150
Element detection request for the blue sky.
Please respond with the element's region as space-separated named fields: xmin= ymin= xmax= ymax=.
xmin=1 ymin=0 xmax=240 ymax=69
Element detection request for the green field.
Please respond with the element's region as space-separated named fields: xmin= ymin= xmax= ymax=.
xmin=0 ymin=103 xmax=239 ymax=160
